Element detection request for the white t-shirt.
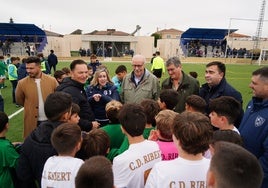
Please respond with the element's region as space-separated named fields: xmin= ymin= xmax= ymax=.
xmin=113 ymin=140 xmax=161 ymax=188
xmin=145 ymin=157 xmax=210 ymax=188
xmin=41 ymin=156 xmax=84 ymax=188
xmin=35 ymin=78 xmax=47 ymax=121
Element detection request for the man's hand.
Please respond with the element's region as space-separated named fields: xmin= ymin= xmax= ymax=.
xmin=92 ymin=121 xmax=100 ymax=129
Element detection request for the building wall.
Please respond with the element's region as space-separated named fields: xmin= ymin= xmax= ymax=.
xmin=227 ymin=38 xmax=268 ymax=50
xmin=43 ymin=36 xmax=64 ymax=57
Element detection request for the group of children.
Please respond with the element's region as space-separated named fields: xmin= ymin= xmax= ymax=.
xmin=0 ymin=88 xmax=264 ymax=188
xmin=0 ymin=56 xmax=264 ymax=187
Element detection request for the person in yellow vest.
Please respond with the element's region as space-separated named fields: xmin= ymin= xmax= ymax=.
xmin=151 ymin=51 xmax=165 ymax=79
xmin=37 ymin=53 xmax=51 ymax=74
xmin=8 ymin=57 xmax=19 ymax=105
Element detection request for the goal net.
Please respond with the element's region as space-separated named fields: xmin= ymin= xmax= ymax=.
xmin=258 ymin=48 xmax=268 ymax=65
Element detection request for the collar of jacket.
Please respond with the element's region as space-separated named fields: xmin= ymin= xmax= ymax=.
xmin=166 ymin=71 xmax=191 ymax=90
xmin=202 ymin=77 xmax=227 ymax=93
xmin=130 ymin=68 xmax=148 ymax=86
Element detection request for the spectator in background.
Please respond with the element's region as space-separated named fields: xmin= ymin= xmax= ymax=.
xmin=18 ymin=58 xmax=28 ymax=80
xmin=88 ymin=54 xmax=101 ymax=74
xmin=112 ymin=65 xmax=127 ymax=93
xmin=121 ymin=54 xmax=160 ymax=104
xmin=37 ymin=53 xmax=50 ymax=74
xmin=84 ymin=65 xmax=94 ymax=89
xmin=162 ymin=56 xmax=199 ymax=113
xmin=0 ymin=55 xmax=7 ymax=88
xmin=8 ymin=57 xmax=19 ymax=106
xmin=47 ymin=50 xmax=58 ymax=73
xmin=151 ymin=51 xmax=165 ymax=79
xmin=150 ymin=53 xmax=156 ymax=64
xmin=0 ymin=76 xmax=5 ymax=111
xmin=199 ymin=61 xmax=243 ymax=128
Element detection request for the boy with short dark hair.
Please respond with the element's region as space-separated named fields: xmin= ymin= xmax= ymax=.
xmin=16 ymin=91 xmax=73 ymax=188
xmin=185 ymin=94 xmax=206 ymax=113
xmin=113 ymin=103 xmax=161 ymax=188
xmin=209 ymin=96 xmax=241 ymax=133
xmin=207 ymin=141 xmax=263 ymax=188
xmin=76 ymin=156 xmax=114 ymax=188
xmin=112 ymin=65 xmax=127 ymax=93
xmin=158 ymin=89 xmax=179 ymax=110
xmin=68 ymin=102 xmax=80 ymax=124
xmin=0 ymin=112 xmax=19 ymax=188
xmin=41 ymin=123 xmax=84 ymax=188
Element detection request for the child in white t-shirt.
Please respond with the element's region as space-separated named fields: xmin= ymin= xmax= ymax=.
xmin=209 ymin=96 xmax=241 ymax=134
xmin=112 ymin=103 xmax=161 ymax=188
xmin=145 ymin=111 xmax=213 ymax=188
xmin=41 ymin=123 xmax=84 ymax=188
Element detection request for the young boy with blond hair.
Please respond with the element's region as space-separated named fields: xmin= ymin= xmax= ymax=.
xmin=149 ymin=109 xmax=178 ymax=160
xmin=146 ymin=111 xmax=213 ymax=188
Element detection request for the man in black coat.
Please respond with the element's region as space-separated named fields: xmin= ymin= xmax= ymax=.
xmin=56 ymin=59 xmax=99 ymax=131
xmin=199 ymin=61 xmax=243 ymax=127
xmin=47 ymin=50 xmax=58 ymax=72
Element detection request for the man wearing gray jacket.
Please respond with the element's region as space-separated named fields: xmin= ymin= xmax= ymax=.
xmin=121 ymin=54 xmax=160 ymax=104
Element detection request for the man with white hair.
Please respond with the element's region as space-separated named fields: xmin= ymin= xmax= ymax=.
xmin=121 ymin=54 xmax=160 ymax=104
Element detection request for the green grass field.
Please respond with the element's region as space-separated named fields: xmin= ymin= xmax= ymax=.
xmin=3 ymin=61 xmax=262 ymax=142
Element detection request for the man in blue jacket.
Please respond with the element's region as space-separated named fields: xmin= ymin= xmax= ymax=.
xmin=239 ymin=66 xmax=268 ymax=188
xmin=199 ymin=61 xmax=243 ymax=127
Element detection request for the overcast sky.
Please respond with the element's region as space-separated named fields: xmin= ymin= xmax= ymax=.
xmin=1 ymin=0 xmax=267 ymax=37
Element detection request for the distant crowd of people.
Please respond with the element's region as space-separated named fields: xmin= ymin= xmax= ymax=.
xmin=0 ymin=51 xmax=267 ymax=188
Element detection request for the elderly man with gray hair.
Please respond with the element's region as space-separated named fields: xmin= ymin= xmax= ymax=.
xmin=162 ymin=56 xmax=199 ymax=113
xmin=121 ymin=54 xmax=160 ymax=104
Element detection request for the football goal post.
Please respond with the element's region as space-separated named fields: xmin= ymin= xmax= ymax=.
xmin=258 ymin=48 xmax=268 ymax=65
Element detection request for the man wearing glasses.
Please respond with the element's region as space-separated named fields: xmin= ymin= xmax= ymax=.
xmin=121 ymin=54 xmax=160 ymax=104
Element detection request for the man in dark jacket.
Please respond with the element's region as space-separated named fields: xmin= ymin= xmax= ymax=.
xmin=47 ymin=50 xmax=58 ymax=73
xmin=56 ymin=59 xmax=99 ymax=131
xmin=199 ymin=61 xmax=243 ymax=127
xmin=161 ymin=56 xmax=199 ymax=113
xmin=16 ymin=92 xmax=72 ymax=188
xmin=239 ymin=67 xmax=268 ymax=188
